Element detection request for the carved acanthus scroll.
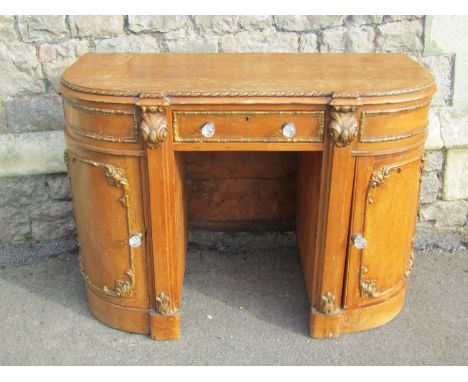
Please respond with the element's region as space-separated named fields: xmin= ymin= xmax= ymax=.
xmin=321 ymin=292 xmax=336 ymax=315
xmin=140 ymin=106 xmax=168 ymax=148
xmin=329 ymin=106 xmax=358 ymax=147
xmin=155 ymin=293 xmax=171 ymax=315
xmin=359 ymin=266 xmax=382 ymax=298
xmin=366 ymin=165 xmax=402 ymax=204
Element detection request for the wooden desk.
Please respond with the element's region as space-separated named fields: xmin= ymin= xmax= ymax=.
xmin=61 ymin=53 xmax=435 ymax=340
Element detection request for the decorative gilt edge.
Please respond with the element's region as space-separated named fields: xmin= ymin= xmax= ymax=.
xmin=321 ymin=292 xmax=336 ymax=315
xmin=61 ymin=78 xmax=143 ymax=97
xmin=139 ymin=106 xmax=169 ymax=148
xmin=65 ymin=150 xmax=138 ymax=298
xmin=358 ymin=100 xmax=431 ymax=143
xmin=328 ymin=106 xmax=358 ymax=147
xmin=172 ymin=110 xmax=325 ymax=143
xmin=61 ymin=77 xmax=436 ymax=98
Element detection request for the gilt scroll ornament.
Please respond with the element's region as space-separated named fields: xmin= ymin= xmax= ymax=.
xmin=140 ymin=106 xmax=168 ymax=148
xmin=366 ymin=165 xmax=402 ymax=204
xmin=155 ymin=293 xmax=170 ymax=315
xmin=329 ymin=106 xmax=358 ymax=147
xmin=321 ymin=292 xmax=336 ymax=315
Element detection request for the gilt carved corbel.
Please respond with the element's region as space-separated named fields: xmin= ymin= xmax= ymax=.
xmin=329 ymin=106 xmax=358 ymax=147
xmin=321 ymin=292 xmax=336 ymax=315
xmin=140 ymin=106 xmax=168 ymax=148
xmin=155 ymin=292 xmax=171 ymax=315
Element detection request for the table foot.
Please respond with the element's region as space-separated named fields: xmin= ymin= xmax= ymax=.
xmin=150 ymin=310 xmax=181 ymax=340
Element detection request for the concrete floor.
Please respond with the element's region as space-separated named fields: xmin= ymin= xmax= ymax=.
xmin=0 ymin=228 xmax=467 ymax=365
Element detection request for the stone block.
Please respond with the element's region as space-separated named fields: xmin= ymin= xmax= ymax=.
xmin=425 ymin=108 xmax=444 ymax=150
xmin=0 ymin=175 xmax=48 ymax=207
xmin=0 ymin=131 xmax=67 ymax=177
xmin=301 ymin=33 xmax=318 ymax=52
xmin=239 ymin=16 xmax=273 ymax=31
xmin=319 ymin=26 xmax=374 ymax=52
xmin=442 ymin=149 xmax=468 ymax=200
xmin=30 ymin=200 xmax=73 ymax=220
xmin=46 ymin=174 xmax=71 ymax=201
xmin=427 ymin=16 xmax=468 ymax=106
xmin=70 ymin=15 xmax=124 ymax=37
xmin=4 ymin=95 xmax=64 ymax=133
xmin=274 ymin=16 xmax=346 ymax=32
xmin=352 ymin=15 xmax=384 ymax=25
xmin=165 ymin=32 xmax=218 ymax=52
xmin=128 ymin=15 xmax=188 ymax=33
xmin=346 ymin=26 xmax=375 ymax=52
xmin=439 ymin=106 xmax=468 ymax=149
xmin=376 ymin=20 xmax=423 ymax=52
xmin=384 ymin=16 xmax=422 ymax=22
xmin=18 ymin=16 xmax=68 ymax=42
xmin=0 ymin=206 xmax=31 ymax=244
xmin=319 ymin=27 xmax=347 ymax=52
xmin=417 ymin=55 xmax=453 ymax=106
xmin=0 ymin=43 xmax=44 ymax=96
xmin=192 ymin=16 xmax=240 ymax=35
xmin=423 ymin=151 xmax=444 ymax=173
xmin=0 ymin=15 xmax=16 ymax=41
xmin=419 ymin=200 xmax=468 ymax=228
xmin=221 ymin=30 xmax=298 ymax=52
xmin=31 ymin=200 xmax=76 ymax=241
xmin=93 ymin=35 xmax=161 ymax=52
xmin=420 ymin=172 xmax=440 ymax=203
xmin=38 ymin=40 xmax=89 ymax=90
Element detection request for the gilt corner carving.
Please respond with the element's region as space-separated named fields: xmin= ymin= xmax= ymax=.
xmin=321 ymin=292 xmax=336 ymax=315
xmin=140 ymin=106 xmax=168 ymax=149
xmin=329 ymin=106 xmax=358 ymax=147
xmin=155 ymin=292 xmax=171 ymax=315
xmin=366 ymin=165 xmax=402 ymax=204
xmin=359 ymin=266 xmax=382 ymax=298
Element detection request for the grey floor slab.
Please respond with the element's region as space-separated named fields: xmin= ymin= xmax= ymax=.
xmin=0 ymin=229 xmax=467 ymax=365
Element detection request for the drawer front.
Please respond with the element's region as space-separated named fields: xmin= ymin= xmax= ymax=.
xmin=173 ymin=110 xmax=325 ymax=143
xmin=63 ymin=95 xmax=138 ymax=143
xmin=358 ymin=101 xmax=430 ymax=143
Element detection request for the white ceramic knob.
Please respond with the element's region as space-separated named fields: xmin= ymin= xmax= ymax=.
xmin=129 ymin=233 xmax=142 ymax=248
xmin=351 ymin=234 xmax=367 ymax=250
xmin=201 ymin=122 xmax=215 ymax=138
xmin=282 ymin=122 xmax=296 ymax=138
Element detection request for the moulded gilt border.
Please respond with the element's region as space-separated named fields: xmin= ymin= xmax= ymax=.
xmin=61 ymin=77 xmax=435 ymax=98
xmin=64 ymin=150 xmax=138 ymax=298
xmin=358 ymin=100 xmax=431 ymax=143
xmin=172 ymin=110 xmax=325 ymax=143
xmin=358 ymin=155 xmax=423 ymax=299
xmin=62 ymin=95 xmax=139 ymax=143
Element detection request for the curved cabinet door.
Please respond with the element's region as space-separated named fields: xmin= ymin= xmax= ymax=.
xmin=345 ymin=149 xmax=424 ymax=308
xmin=65 ymin=149 xmax=149 ymax=308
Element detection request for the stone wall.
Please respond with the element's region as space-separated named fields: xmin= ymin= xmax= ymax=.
xmin=0 ymin=15 xmax=466 ymax=262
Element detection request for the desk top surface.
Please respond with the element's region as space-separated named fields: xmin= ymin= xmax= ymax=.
xmin=62 ymin=53 xmax=434 ymax=98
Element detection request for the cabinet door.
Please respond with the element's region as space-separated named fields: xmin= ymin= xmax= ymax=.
xmin=65 ymin=149 xmax=149 ymax=308
xmin=344 ymin=150 xmax=424 ymax=308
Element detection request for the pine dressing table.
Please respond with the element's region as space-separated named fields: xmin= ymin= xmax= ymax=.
xmin=60 ymin=53 xmax=435 ymax=340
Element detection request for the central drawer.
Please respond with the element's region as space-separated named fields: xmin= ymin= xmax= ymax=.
xmin=173 ymin=110 xmax=325 ymax=143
